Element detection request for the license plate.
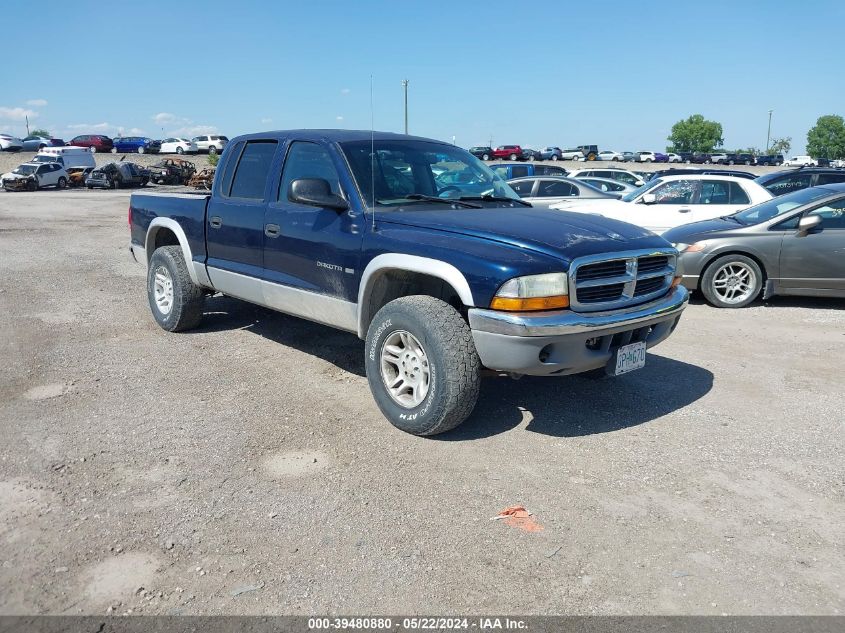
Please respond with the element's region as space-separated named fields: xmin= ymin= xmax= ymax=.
xmin=611 ymin=341 xmax=646 ymax=376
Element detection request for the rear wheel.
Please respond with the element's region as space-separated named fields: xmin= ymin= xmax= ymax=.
xmin=701 ymin=255 xmax=763 ymax=308
xmin=551 ymin=154 xmax=559 ymax=161
xmin=137 ymin=146 xmax=145 ymax=154
xmin=111 ymin=148 xmax=117 ymax=153
xmin=89 ymin=146 xmax=97 ymax=153
xmin=509 ymin=153 xmax=518 ymax=161
xmin=147 ymin=246 xmax=205 ymax=332
xmin=176 ymin=146 xmax=184 ymax=155
xmin=365 ymin=296 xmax=480 ymax=436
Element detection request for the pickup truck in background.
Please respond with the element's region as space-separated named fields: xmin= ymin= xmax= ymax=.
xmin=129 ymin=130 xmax=688 ymax=435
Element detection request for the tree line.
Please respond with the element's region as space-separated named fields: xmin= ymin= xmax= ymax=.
xmin=666 ymin=113 xmax=845 ymax=158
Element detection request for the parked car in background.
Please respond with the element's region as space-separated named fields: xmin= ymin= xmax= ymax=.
xmin=689 ymin=152 xmax=712 ymax=164
xmin=815 ymin=158 xmax=831 ymax=168
xmin=540 ymin=147 xmax=563 ymax=160
xmin=709 ymin=152 xmax=729 ymax=165
xmin=148 ymin=158 xmax=197 ymax=185
xmin=598 ymin=150 xmax=623 ymax=161
xmin=32 ymin=146 xmax=97 ymax=170
xmin=521 ymin=147 xmax=543 ymax=161
xmin=667 ymin=153 xmax=683 ymax=163
xmin=725 ymin=153 xmax=756 ymax=165
xmin=0 ymin=133 xmax=23 ymax=152
xmin=664 ymin=184 xmax=845 ymax=308
xmin=559 ymin=148 xmax=585 ymax=161
xmin=490 ymin=145 xmax=523 ymax=161
xmin=756 ymin=154 xmax=785 ymax=166
xmin=468 ymin=146 xmax=493 ymax=160
xmin=578 ymin=144 xmax=599 ymax=161
xmin=646 ymin=168 xmax=756 ymax=181
xmin=754 ymin=168 xmax=845 ymax=197
xmin=112 ymin=137 xmax=161 ymax=154
xmin=831 ymin=159 xmax=845 ymax=168
xmin=192 ymin=135 xmax=229 ymax=155
xmin=783 ymin=155 xmax=816 ymax=167
xmin=2 ymin=162 xmax=69 ymax=191
xmin=507 ymin=175 xmax=616 ymax=207
xmin=621 ymin=151 xmax=638 ymax=162
xmin=86 ymin=162 xmax=150 ymax=189
xmin=552 ymin=174 xmax=772 ymax=234
xmin=489 ymin=163 xmax=567 ymax=180
xmin=575 ymin=177 xmax=638 ymax=198
xmin=676 ymin=152 xmax=694 ymax=163
xmin=566 ymin=167 xmax=645 ymax=187
xmin=159 ymin=137 xmax=198 ymax=155
xmin=69 ymin=134 xmax=114 ymax=153
xmin=21 ymin=136 xmax=65 ymax=151
xmin=67 ymin=167 xmax=94 ymax=187
xmin=637 ymin=151 xmax=669 ymax=163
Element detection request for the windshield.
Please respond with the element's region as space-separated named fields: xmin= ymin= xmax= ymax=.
xmin=341 ymin=140 xmax=520 ymax=207
xmin=733 ymin=187 xmax=832 ymax=224
xmin=13 ymin=165 xmax=37 ymax=175
xmin=31 ymin=155 xmax=57 ymax=164
xmin=621 ymin=178 xmax=661 ymax=202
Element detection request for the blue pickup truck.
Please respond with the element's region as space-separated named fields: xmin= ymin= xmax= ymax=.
xmin=129 ymin=129 xmax=688 ymax=435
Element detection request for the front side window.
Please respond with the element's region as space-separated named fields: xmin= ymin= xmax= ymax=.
xmin=809 ymin=197 xmax=845 ymax=229
xmin=279 ymin=142 xmax=341 ymax=202
xmin=341 ymin=140 xmax=519 ymax=207
xmin=509 ymin=180 xmax=535 ymax=197
xmin=228 ymin=140 xmax=278 ymax=199
xmin=651 ymin=180 xmax=697 ymax=204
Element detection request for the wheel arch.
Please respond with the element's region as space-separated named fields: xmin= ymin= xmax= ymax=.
xmin=699 ymin=249 xmax=769 ymax=290
xmin=145 ymin=218 xmax=201 ymax=286
xmin=357 ymin=255 xmax=475 ymax=338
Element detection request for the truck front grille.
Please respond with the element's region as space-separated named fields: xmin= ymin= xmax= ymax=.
xmin=568 ymin=249 xmax=677 ymax=312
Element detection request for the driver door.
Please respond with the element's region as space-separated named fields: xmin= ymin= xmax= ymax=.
xmin=778 ymin=198 xmax=845 ymax=294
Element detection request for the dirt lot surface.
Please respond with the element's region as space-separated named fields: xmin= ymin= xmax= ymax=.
xmin=0 ymin=190 xmax=843 ymax=616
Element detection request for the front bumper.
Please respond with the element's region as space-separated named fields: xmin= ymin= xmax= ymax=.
xmin=468 ymin=286 xmax=689 ymax=376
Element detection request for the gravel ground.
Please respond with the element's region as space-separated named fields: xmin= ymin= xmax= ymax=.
xmin=0 ymin=190 xmax=843 ymax=616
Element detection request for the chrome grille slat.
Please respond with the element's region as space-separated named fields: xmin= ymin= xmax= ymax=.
xmin=568 ymin=249 xmax=678 ymax=312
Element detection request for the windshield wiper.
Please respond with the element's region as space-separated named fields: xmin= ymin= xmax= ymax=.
xmin=458 ymin=194 xmax=532 ymax=207
xmin=402 ymin=194 xmax=482 ymax=208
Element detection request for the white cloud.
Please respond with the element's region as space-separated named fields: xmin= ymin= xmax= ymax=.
xmin=260 ymin=117 xmax=273 ymax=124
xmin=340 ymin=88 xmax=351 ymax=95
xmin=67 ymin=122 xmax=111 ymax=131
xmin=26 ymin=99 xmax=48 ymax=107
xmin=170 ymin=124 xmax=218 ymax=137
xmin=0 ymin=106 xmax=38 ymax=121
xmin=153 ymin=112 xmax=176 ymax=124
xmin=336 ymin=116 xmax=344 ymax=121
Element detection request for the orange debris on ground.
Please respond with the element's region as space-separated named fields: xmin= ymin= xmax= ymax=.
xmin=491 ymin=505 xmax=544 ymax=532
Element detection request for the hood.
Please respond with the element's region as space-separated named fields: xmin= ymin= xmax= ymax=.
xmin=662 ymin=217 xmax=746 ymax=243
xmin=551 ymin=198 xmax=633 ymax=212
xmin=377 ymin=205 xmax=668 ymax=261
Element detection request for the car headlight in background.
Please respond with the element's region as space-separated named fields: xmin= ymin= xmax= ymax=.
xmin=490 ymin=273 xmax=569 ymax=311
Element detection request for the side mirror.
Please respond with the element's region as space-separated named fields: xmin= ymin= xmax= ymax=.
xmin=289 ymin=178 xmax=348 ymax=211
xmin=797 ymin=214 xmax=822 ymax=233
xmin=641 ymin=193 xmax=657 ymax=204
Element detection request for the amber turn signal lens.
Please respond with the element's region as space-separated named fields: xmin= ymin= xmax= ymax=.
xmin=489 ymin=295 xmax=570 ymax=311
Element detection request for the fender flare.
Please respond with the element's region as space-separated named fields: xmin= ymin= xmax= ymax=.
xmin=357 ymin=254 xmax=475 ymax=338
xmin=145 ymin=218 xmax=204 ymax=286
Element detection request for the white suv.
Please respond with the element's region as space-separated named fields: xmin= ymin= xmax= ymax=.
xmin=191 ymin=135 xmax=229 ymax=154
xmin=784 ymin=155 xmax=817 ymax=167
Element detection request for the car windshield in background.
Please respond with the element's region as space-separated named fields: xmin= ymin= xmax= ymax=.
xmin=341 ymin=140 xmax=520 ymax=208
xmin=31 ymin=156 xmax=56 ymax=163
xmin=13 ymin=165 xmax=37 ymax=175
xmin=621 ymin=178 xmax=661 ymax=202
xmin=733 ymin=187 xmax=833 ymax=225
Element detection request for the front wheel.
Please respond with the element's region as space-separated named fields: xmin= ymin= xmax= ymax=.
xmin=509 ymin=153 xmax=518 ymax=161
xmin=89 ymin=146 xmax=97 ymax=153
xmin=137 ymin=146 xmax=145 ymax=154
xmin=57 ymin=177 xmax=67 ymax=189
xmin=551 ymin=154 xmax=559 ymax=161
xmin=176 ymin=146 xmax=184 ymax=155
xmin=111 ymin=148 xmax=117 ymax=153
xmin=209 ymin=146 xmax=218 ymax=155
xmin=481 ymin=153 xmax=490 ymax=160
xmin=147 ymin=246 xmax=205 ymax=331
xmin=365 ymin=296 xmax=480 ymax=436
xmin=701 ymin=255 xmax=763 ymax=308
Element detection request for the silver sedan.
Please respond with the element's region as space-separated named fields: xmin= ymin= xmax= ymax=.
xmin=507 ymin=175 xmax=617 ymax=207
xmin=573 ymin=176 xmax=638 ymax=198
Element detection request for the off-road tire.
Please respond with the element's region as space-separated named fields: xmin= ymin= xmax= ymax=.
xmin=365 ymin=296 xmax=480 ymax=436
xmin=147 ymin=246 xmax=205 ymax=332
xmin=700 ymin=254 xmax=763 ymax=309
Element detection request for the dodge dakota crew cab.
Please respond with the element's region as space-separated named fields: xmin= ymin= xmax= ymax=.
xmin=129 ymin=130 xmax=689 ymax=435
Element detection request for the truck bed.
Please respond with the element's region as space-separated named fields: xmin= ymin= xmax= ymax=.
xmin=129 ymin=191 xmax=210 ymax=264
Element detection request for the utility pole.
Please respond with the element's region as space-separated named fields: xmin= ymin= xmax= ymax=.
xmin=25 ymin=115 xmax=30 ymax=136
xmin=766 ymin=110 xmax=773 ymax=153
xmin=401 ymin=79 xmax=409 ymax=134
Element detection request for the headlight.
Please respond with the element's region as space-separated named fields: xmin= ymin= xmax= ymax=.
xmin=673 ymin=241 xmax=707 ymax=253
xmin=490 ymin=272 xmax=569 ymax=311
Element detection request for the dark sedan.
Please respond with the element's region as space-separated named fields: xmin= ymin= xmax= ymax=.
xmin=86 ymin=162 xmax=150 ymax=189
xmin=663 ymin=184 xmax=845 ymax=308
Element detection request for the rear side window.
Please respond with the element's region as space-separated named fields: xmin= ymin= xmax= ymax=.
xmin=279 ymin=142 xmax=341 ymax=202
xmin=229 ymin=140 xmax=278 ymax=199
xmin=764 ymin=173 xmax=812 ymax=196
xmin=510 ymin=165 xmax=530 ymax=178
xmin=816 ymin=172 xmax=845 ymax=185
xmin=728 ymin=182 xmax=750 ymax=204
xmin=538 ymin=180 xmax=576 ymax=197
xmin=700 ymin=181 xmax=730 ymax=204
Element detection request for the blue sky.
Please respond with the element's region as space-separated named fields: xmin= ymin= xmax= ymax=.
xmin=2 ymin=1 xmax=842 ymax=154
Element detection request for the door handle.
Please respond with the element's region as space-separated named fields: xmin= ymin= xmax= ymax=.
xmin=678 ymin=208 xmax=691 ymax=213
xmin=264 ymin=223 xmax=280 ymax=238
xmin=209 ymin=216 xmax=223 ymax=228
